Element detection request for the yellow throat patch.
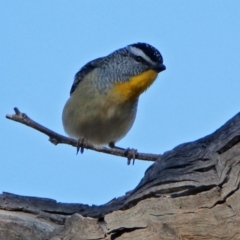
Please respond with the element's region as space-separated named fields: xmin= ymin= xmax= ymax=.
xmin=113 ymin=69 xmax=158 ymax=102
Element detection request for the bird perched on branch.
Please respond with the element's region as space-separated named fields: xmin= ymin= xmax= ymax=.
xmin=62 ymin=42 xmax=166 ymax=157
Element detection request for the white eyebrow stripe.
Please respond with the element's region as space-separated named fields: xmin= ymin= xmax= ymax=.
xmin=128 ymin=46 xmax=155 ymax=65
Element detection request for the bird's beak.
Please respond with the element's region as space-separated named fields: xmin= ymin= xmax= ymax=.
xmin=153 ymin=64 xmax=166 ymax=73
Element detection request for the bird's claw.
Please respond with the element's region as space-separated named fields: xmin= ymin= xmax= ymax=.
xmin=108 ymin=143 xmax=138 ymax=165
xmin=76 ymin=138 xmax=86 ymax=154
xmin=125 ymin=148 xmax=138 ymax=165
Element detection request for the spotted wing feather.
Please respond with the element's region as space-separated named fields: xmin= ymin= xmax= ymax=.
xmin=70 ymin=57 xmax=104 ymax=95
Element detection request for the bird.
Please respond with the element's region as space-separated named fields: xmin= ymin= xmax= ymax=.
xmin=62 ymin=42 xmax=166 ymax=158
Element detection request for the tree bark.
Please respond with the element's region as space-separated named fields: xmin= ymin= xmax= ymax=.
xmin=1 ymin=112 xmax=240 ymax=240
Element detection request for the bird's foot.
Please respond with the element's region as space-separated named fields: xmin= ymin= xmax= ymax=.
xmin=108 ymin=142 xmax=138 ymax=165
xmin=125 ymin=148 xmax=138 ymax=165
xmin=76 ymin=138 xmax=87 ymax=154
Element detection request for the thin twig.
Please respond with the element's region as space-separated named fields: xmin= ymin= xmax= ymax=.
xmin=6 ymin=108 xmax=161 ymax=162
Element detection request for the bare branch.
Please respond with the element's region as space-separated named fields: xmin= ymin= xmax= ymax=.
xmin=6 ymin=107 xmax=161 ymax=163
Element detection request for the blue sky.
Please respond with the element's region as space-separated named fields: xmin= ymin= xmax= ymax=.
xmin=1 ymin=1 xmax=240 ymax=205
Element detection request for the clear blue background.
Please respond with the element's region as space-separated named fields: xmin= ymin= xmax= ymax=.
xmin=1 ymin=1 xmax=240 ymax=205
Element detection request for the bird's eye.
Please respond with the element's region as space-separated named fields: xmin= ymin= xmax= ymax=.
xmin=135 ymin=56 xmax=143 ymax=62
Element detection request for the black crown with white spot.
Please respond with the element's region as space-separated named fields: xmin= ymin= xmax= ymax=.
xmin=129 ymin=42 xmax=163 ymax=64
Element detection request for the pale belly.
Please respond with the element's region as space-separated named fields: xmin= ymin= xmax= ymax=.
xmin=62 ymin=90 xmax=138 ymax=145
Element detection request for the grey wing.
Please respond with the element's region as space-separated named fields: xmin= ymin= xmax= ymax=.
xmin=70 ymin=57 xmax=104 ymax=95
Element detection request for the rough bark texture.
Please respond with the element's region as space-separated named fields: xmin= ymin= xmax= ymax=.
xmin=1 ymin=112 xmax=240 ymax=240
